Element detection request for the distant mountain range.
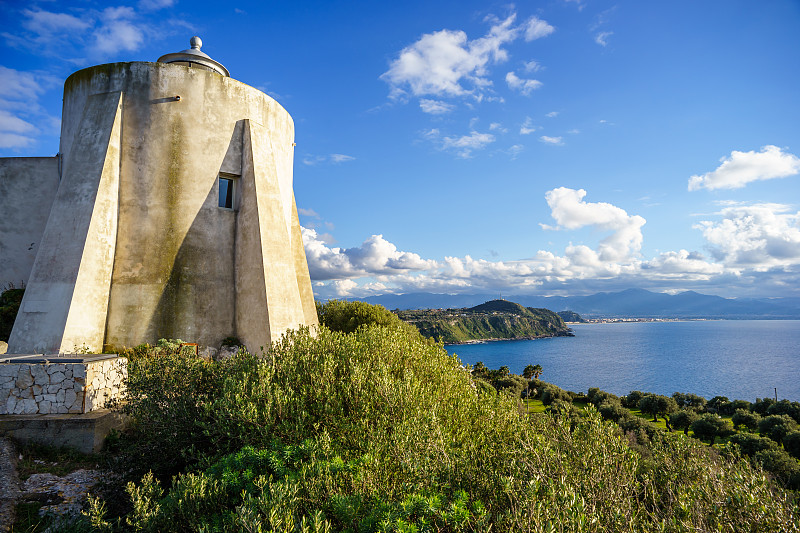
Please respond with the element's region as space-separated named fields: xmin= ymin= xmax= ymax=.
xmin=363 ymin=288 xmax=800 ymax=319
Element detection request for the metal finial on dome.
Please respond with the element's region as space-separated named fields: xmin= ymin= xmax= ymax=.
xmin=157 ymin=36 xmax=230 ymax=77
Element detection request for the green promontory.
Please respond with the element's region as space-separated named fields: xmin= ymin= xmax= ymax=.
xmin=396 ymin=299 xmax=573 ymax=343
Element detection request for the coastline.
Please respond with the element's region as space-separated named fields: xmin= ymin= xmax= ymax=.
xmin=444 ymin=331 xmax=574 ymax=346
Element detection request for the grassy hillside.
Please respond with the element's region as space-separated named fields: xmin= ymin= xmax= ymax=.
xmin=396 ymin=299 xmax=573 ymax=343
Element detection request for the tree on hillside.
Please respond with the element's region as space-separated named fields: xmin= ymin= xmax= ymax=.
xmin=783 ymin=431 xmax=800 ymax=460
xmin=672 ymin=392 xmax=708 ymax=412
xmin=731 ymin=409 xmax=761 ymax=431
xmin=499 ymin=365 xmax=510 ymax=377
xmin=669 ymin=410 xmax=699 ymax=435
xmin=638 ymin=394 xmax=678 ymax=422
xmin=691 ymin=414 xmax=733 ymax=445
xmin=758 ymin=415 xmax=799 ymax=443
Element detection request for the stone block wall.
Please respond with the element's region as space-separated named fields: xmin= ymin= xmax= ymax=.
xmin=0 ymin=357 xmax=126 ymax=415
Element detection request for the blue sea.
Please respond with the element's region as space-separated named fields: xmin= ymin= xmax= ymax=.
xmin=445 ymin=320 xmax=800 ymax=402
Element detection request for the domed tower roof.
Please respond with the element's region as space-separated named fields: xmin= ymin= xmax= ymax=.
xmin=157 ymin=36 xmax=230 ymax=77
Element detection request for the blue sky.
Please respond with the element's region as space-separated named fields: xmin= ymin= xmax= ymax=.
xmin=2 ymin=0 xmax=799 ymax=300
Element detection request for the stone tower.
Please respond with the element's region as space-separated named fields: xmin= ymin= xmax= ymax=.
xmin=2 ymin=37 xmax=318 ymax=355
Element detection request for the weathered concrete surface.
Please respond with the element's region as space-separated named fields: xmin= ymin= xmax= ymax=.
xmin=5 ymin=60 xmax=318 ymax=354
xmin=8 ymin=93 xmax=122 ymax=354
xmin=0 ymin=409 xmax=127 ymax=454
xmin=0 ymin=157 xmax=59 ymax=288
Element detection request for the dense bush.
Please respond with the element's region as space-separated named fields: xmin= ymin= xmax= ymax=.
xmin=690 ymin=414 xmax=733 ymax=445
xmin=767 ymin=399 xmax=800 ymax=424
xmin=731 ymin=408 xmax=761 ymax=431
xmin=598 ymin=399 xmax=628 ymax=423
xmin=315 ymin=299 xmax=416 ymax=335
xmin=87 ymin=320 xmax=800 ymax=531
xmin=728 ymin=433 xmax=778 ymax=457
xmin=540 ymin=384 xmax=573 ymax=406
xmin=784 ymin=431 xmax=800 ymax=460
xmin=758 ymin=414 xmax=799 ymax=443
xmin=0 ymin=286 xmax=24 ymax=342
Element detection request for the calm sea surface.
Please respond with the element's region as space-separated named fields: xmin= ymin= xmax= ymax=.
xmin=445 ymin=320 xmax=800 ymax=402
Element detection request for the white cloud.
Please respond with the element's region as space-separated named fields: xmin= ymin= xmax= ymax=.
xmin=138 ymin=0 xmax=176 ymax=10
xmin=303 ymin=154 xmax=355 ymax=165
xmin=0 ymin=67 xmax=58 ymax=149
xmin=595 ymin=31 xmax=613 ymax=46
xmin=21 ymin=9 xmax=90 ymax=36
xmin=694 ymin=203 xmax=800 ymax=269
xmin=545 ymin=111 xmax=559 ymax=118
xmin=298 ymin=208 xmax=320 ymax=218
xmin=419 ymin=99 xmax=455 ymax=114
xmin=524 ymin=16 xmax=555 ymax=41
xmin=688 ymin=145 xmax=800 ymax=191
xmin=505 ymin=71 xmax=543 ymax=95
xmin=441 ymin=131 xmax=495 ymax=158
xmin=91 ymin=7 xmax=144 ymax=57
xmin=523 ymin=60 xmax=542 ymax=72
xmin=381 ymin=12 xmax=553 ymax=101
xmin=302 ymin=228 xmax=437 ymax=280
xmin=539 ymin=135 xmax=563 ymax=145
xmin=520 ymin=117 xmax=538 ymax=135
xmin=544 ymin=187 xmax=646 ymax=262
xmin=307 ymin=190 xmax=799 ymax=299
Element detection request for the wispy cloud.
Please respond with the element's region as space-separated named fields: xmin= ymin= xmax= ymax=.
xmin=520 ymin=117 xmax=538 ymax=135
xmin=419 ymin=99 xmax=455 ymax=114
xmin=303 ymin=153 xmax=356 ymax=165
xmin=539 ymin=135 xmax=563 ymax=145
xmin=595 ymin=31 xmax=613 ymax=47
xmin=545 ymin=111 xmax=559 ymax=118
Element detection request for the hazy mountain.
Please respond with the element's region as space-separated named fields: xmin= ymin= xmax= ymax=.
xmin=363 ymin=289 xmax=800 ymax=319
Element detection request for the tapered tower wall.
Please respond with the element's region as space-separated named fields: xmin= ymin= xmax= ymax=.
xmin=7 ymin=61 xmax=317 ymax=354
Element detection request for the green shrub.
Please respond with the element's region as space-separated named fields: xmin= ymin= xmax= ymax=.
xmin=754 ymin=448 xmax=800 ymax=490
xmin=728 ymin=433 xmax=778 ymax=457
xmin=316 ymin=300 xmax=416 ymax=335
xmin=598 ymin=399 xmax=628 ymax=423
xmin=758 ymin=414 xmax=798 ymax=443
xmin=690 ymin=414 xmax=733 ymax=445
xmin=0 ymin=286 xmax=24 ymax=342
xmin=105 ymin=325 xmax=800 ymax=531
xmin=540 ymin=384 xmax=572 ymax=406
xmin=731 ymin=408 xmax=761 ymax=431
xmin=784 ymin=431 xmax=800 ymax=460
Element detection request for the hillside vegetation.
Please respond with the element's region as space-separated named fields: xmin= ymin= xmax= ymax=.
xmin=396 ymin=299 xmax=573 ymax=343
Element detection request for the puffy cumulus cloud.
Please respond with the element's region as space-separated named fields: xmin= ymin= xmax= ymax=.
xmin=688 ymin=145 xmax=800 ymax=191
xmin=419 ymin=99 xmax=455 ymax=114
xmin=307 ymin=191 xmax=800 ymax=300
xmin=524 ymin=16 xmax=555 ymax=41
xmin=302 ymin=228 xmax=437 ymax=281
xmin=544 ymin=187 xmax=646 ymax=262
xmin=505 ymin=71 xmax=542 ymax=95
xmin=694 ymin=203 xmax=800 ymax=269
xmin=642 ymin=250 xmax=724 ymax=279
xmin=381 ymin=12 xmax=553 ymax=100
